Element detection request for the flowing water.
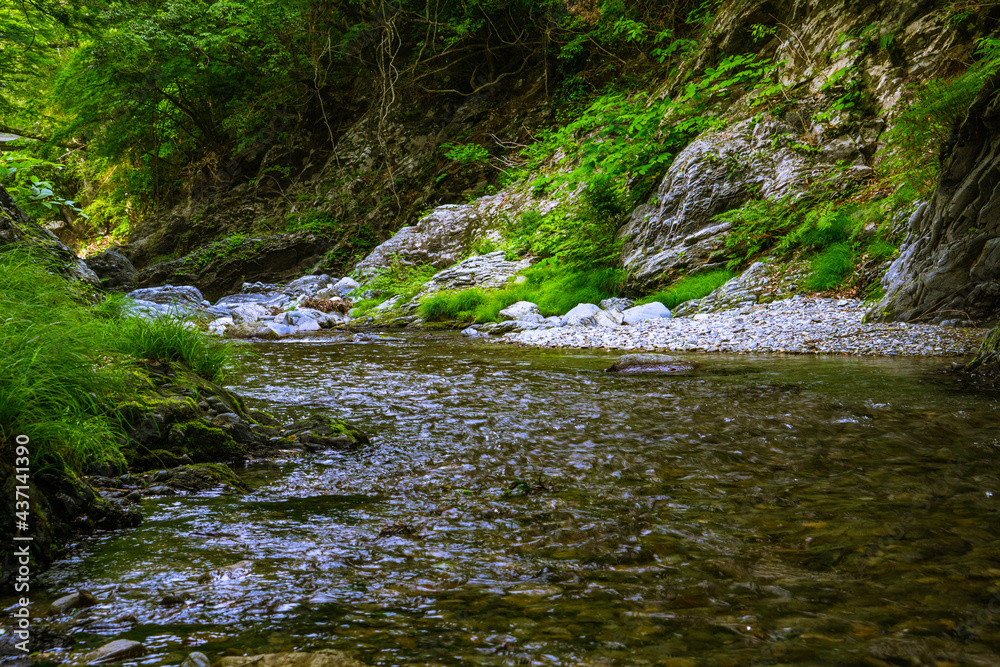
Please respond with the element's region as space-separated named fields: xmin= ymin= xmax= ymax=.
xmin=33 ymin=333 xmax=1000 ymax=666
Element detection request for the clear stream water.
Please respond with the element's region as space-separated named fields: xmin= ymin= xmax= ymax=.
xmin=31 ymin=333 xmax=1000 ymax=665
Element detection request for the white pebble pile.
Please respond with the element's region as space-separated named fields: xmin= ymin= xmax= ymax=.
xmin=494 ymin=296 xmax=987 ymax=356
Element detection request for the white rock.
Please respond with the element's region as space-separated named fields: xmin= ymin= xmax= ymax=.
xmin=274 ymin=310 xmax=320 ymax=327
xmin=292 ymin=319 xmax=321 ymax=333
xmin=562 ymin=303 xmax=604 ymax=327
xmin=331 ymin=277 xmax=360 ymax=296
xmin=375 ymin=295 xmax=403 ymax=311
xmin=499 ymin=301 xmax=543 ymax=322
xmin=230 ymin=303 xmax=270 ymax=323
xmin=622 ymin=302 xmax=672 ymax=325
xmin=594 ymin=310 xmax=621 ymax=328
xmin=255 ymin=323 xmax=294 ymax=338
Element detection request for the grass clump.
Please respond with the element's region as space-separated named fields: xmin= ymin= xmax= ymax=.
xmin=0 ymin=250 xmax=243 ymax=472
xmin=352 ymin=260 xmax=438 ymax=315
xmin=108 ymin=316 xmax=239 ymax=383
xmin=0 ymin=252 xmax=126 ymax=471
xmin=639 ymin=270 xmax=734 ymax=309
xmin=419 ymin=259 xmax=626 ymax=322
xmin=806 ymin=243 xmax=855 ymax=291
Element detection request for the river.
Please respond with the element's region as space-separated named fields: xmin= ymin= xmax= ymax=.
xmin=37 ymin=332 xmax=1000 ymax=665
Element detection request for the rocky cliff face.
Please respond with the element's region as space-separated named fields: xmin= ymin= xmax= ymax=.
xmin=101 ymin=0 xmax=999 ymax=322
xmin=870 ymin=76 xmax=1000 ymax=324
xmin=618 ymin=0 xmax=986 ymax=289
xmin=619 ymin=113 xmax=870 ymax=285
xmin=352 ymin=0 xmax=993 ymax=292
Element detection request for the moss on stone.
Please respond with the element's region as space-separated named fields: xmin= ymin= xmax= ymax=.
xmin=181 ymin=463 xmax=248 ymax=491
xmin=168 ymin=420 xmax=245 ymax=463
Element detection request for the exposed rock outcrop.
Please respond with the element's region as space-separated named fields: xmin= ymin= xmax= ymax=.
xmin=128 ymin=232 xmax=334 ymax=302
xmin=84 ymin=249 xmax=138 ymax=291
xmin=619 ymin=114 xmax=866 ymax=286
xmin=870 ymin=76 xmax=1000 ymax=324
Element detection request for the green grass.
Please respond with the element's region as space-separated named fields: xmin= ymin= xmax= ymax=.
xmin=806 ymin=243 xmax=854 ymax=291
xmin=0 ymin=250 xmax=243 ymax=472
xmin=419 ymin=260 xmax=626 ymax=322
xmin=638 ymin=270 xmax=734 ymax=310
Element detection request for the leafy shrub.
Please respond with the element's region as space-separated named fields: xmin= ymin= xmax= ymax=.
xmin=352 ymin=260 xmax=438 ymax=315
xmin=639 ymin=270 xmax=734 ymax=309
xmin=441 ymin=142 xmax=490 ymax=165
xmin=717 ymin=196 xmax=798 ymax=267
xmin=865 ymin=238 xmax=897 ymax=261
xmin=778 ymin=204 xmax=856 ymax=252
xmin=286 ymin=211 xmax=343 ymax=235
xmin=806 ymin=243 xmax=854 ymax=291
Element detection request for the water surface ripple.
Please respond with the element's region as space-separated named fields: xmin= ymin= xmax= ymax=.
xmin=39 ymin=333 xmax=1000 ymax=666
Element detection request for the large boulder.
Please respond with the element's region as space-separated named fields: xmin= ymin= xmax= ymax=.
xmin=618 ymin=114 xmax=868 ymax=288
xmin=561 ymin=303 xmax=619 ymax=328
xmin=128 ymin=285 xmax=205 ymax=305
xmin=621 ymin=302 xmax=672 ymax=325
xmin=354 ymin=205 xmax=485 ymax=275
xmin=321 ymin=276 xmax=360 ymax=297
xmin=85 ymin=250 xmax=137 ymax=291
xmin=285 ymin=274 xmax=331 ymax=297
xmin=870 ymin=76 xmax=1000 ymax=324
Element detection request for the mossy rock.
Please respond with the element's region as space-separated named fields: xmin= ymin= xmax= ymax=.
xmin=283 ymin=417 xmax=371 ymax=451
xmin=147 ymin=463 xmax=248 ymax=493
xmin=125 ymin=448 xmax=182 ymax=471
xmin=167 ymin=420 xmax=245 ymax=464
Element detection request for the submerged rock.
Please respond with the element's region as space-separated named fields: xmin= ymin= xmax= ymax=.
xmin=606 ymin=353 xmax=696 ymax=373
xmin=47 ymin=589 xmax=97 ymax=616
xmin=198 ymin=560 xmax=254 ymax=584
xmin=84 ymin=639 xmax=146 ymax=664
xmin=216 ymin=650 xmax=365 ymax=667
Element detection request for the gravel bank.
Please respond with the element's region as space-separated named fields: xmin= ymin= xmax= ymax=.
xmin=493 ymin=296 xmax=987 ymax=356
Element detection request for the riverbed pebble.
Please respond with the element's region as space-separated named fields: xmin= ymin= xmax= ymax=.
xmin=494 ymin=296 xmax=986 ymax=356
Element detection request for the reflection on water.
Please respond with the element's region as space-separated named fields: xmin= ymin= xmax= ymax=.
xmin=36 ymin=333 xmax=1000 ymax=665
